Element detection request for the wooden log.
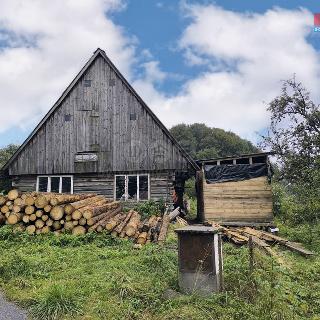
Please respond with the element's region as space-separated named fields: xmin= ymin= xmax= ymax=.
xmin=13 ymin=198 xmax=24 ymax=206
xmin=12 ymin=205 xmax=21 ymax=213
xmin=26 ymin=225 xmax=36 ymax=235
xmin=80 ymin=199 xmax=111 ymax=218
xmin=22 ymin=215 xmax=30 ymax=223
xmin=136 ymin=232 xmax=148 ymax=244
xmin=29 ymin=214 xmax=37 ymax=222
xmin=88 ymin=207 xmax=121 ymax=231
xmin=79 ymin=218 xmax=87 ymax=226
xmin=114 ymin=210 xmax=134 ymax=234
xmin=34 ymin=195 xmax=49 ymax=208
xmin=87 ymin=207 xmax=119 ymax=227
xmin=0 ymin=196 xmax=7 ymax=206
xmin=25 ymin=196 xmax=35 ymax=206
xmin=35 ymin=210 xmax=44 ymax=218
xmin=142 ymin=215 xmax=157 ymax=232
xmin=41 ymin=214 xmax=49 ymax=222
xmin=50 ymin=206 xmax=64 ymax=221
xmin=158 ymin=214 xmax=170 ymax=243
xmin=5 ymin=212 xmax=10 ymax=218
xmin=72 ymin=225 xmax=86 ymax=235
xmin=35 ymin=219 xmax=45 ymax=229
xmin=72 ymin=210 xmax=82 ymax=221
xmin=25 ymin=205 xmax=35 ymax=215
xmin=65 ymin=215 xmax=72 ymax=221
xmin=69 ymin=195 xmax=105 ymax=210
xmin=105 ymin=213 xmax=126 ymax=231
xmin=52 ymin=221 xmax=62 ymax=230
xmin=72 ymin=220 xmax=79 ymax=226
xmin=96 ymin=225 xmax=103 ymax=232
xmin=44 ymin=205 xmax=52 ymax=213
xmin=7 ymin=214 xmax=19 ymax=225
xmin=42 ymin=226 xmax=50 ymax=234
xmin=64 ymin=204 xmax=75 ymax=215
xmin=124 ymin=212 xmax=141 ymax=237
xmin=83 ymin=201 xmax=120 ymax=219
xmin=1 ymin=205 xmax=9 ymax=214
xmin=64 ymin=221 xmax=74 ymax=231
xmin=168 ymin=207 xmax=181 ymax=221
xmin=147 ymin=216 xmax=159 ymax=241
xmin=46 ymin=219 xmax=53 ymax=227
xmin=151 ymin=218 xmax=162 ymax=242
xmin=49 ymin=193 xmax=96 ymax=206
xmin=7 ymin=189 xmax=20 ymax=201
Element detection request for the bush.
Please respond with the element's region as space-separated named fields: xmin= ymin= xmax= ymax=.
xmin=272 ymin=181 xmax=320 ymax=225
xmin=133 ymin=199 xmax=166 ymax=219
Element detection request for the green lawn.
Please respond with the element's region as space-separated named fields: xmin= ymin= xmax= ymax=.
xmin=0 ymin=223 xmax=319 ymax=320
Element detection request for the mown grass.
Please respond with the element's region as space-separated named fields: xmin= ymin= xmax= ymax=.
xmin=0 ymin=223 xmax=319 ymax=320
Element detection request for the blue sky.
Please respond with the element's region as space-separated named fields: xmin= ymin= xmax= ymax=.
xmin=0 ymin=0 xmax=320 ymax=148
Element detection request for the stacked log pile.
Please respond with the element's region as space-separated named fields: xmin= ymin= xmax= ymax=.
xmin=0 ymin=190 xmax=170 ymax=244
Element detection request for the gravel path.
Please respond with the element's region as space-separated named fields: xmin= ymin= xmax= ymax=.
xmin=0 ymin=292 xmax=27 ymax=320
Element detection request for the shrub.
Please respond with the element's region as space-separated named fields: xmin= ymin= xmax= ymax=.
xmin=133 ymin=199 xmax=166 ymax=219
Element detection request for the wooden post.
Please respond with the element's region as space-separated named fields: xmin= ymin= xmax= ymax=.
xmin=196 ymin=170 xmax=205 ymax=223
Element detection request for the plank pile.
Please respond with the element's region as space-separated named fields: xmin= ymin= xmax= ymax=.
xmin=220 ymin=225 xmax=314 ymax=258
xmin=0 ymin=190 xmax=170 ymax=244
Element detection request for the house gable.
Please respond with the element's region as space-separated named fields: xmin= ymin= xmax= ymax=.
xmin=4 ymin=49 xmax=198 ymax=175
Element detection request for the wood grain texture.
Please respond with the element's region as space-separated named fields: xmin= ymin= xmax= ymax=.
xmin=7 ymin=54 xmax=193 ymax=176
xmin=204 ymin=176 xmax=273 ymax=223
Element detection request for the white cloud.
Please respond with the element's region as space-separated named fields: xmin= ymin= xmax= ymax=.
xmin=0 ymin=0 xmax=134 ymax=133
xmin=141 ymin=4 xmax=320 ymax=140
xmin=0 ymin=1 xmax=319 ymax=144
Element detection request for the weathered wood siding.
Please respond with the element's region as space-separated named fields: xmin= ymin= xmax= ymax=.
xmin=8 ymin=55 xmax=191 ymax=175
xmin=203 ymin=176 xmax=273 ymax=223
xmin=11 ymin=172 xmax=174 ymax=201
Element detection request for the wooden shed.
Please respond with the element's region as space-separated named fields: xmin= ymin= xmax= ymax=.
xmin=1 ymin=48 xmax=198 ymax=203
xmin=196 ymin=153 xmax=273 ymax=226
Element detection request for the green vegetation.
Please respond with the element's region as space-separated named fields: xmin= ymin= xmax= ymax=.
xmin=0 ymin=144 xmax=19 ymax=192
xmin=0 ymin=225 xmax=319 ymax=320
xmin=170 ymin=123 xmax=258 ymax=160
xmin=262 ymin=78 xmax=320 ymax=224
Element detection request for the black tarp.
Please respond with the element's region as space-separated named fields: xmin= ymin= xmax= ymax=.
xmin=204 ymin=163 xmax=269 ymax=184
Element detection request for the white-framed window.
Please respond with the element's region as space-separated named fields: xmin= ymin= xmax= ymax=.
xmin=36 ymin=176 xmax=73 ymax=194
xmin=114 ymin=174 xmax=150 ymax=201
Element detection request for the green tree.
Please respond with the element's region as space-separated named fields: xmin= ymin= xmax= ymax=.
xmin=170 ymin=123 xmax=258 ymax=159
xmin=0 ymin=144 xmax=19 ymax=169
xmin=0 ymin=144 xmax=19 ymax=193
xmin=261 ymin=77 xmax=320 ymax=223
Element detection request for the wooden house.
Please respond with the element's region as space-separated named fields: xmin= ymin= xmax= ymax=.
xmin=196 ymin=153 xmax=273 ymax=226
xmin=1 ymin=48 xmax=198 ymax=203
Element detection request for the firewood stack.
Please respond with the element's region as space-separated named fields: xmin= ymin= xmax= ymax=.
xmin=0 ymin=190 xmax=170 ymax=244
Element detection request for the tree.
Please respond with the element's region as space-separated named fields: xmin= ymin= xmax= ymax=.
xmin=170 ymin=123 xmax=258 ymax=159
xmin=261 ymin=77 xmax=320 ymax=223
xmin=0 ymin=144 xmax=19 ymax=192
xmin=0 ymin=144 xmax=19 ymax=169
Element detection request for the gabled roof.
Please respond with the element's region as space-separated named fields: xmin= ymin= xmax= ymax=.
xmin=2 ymin=48 xmax=199 ymax=172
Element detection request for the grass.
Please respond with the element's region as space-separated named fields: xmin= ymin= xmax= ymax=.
xmin=0 ymin=222 xmax=319 ymax=320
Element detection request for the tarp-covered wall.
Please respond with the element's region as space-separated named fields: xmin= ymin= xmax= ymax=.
xmin=204 ymin=163 xmax=270 ymax=184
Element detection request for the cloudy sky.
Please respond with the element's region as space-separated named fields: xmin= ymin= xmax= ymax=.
xmin=0 ymin=0 xmax=319 ymax=147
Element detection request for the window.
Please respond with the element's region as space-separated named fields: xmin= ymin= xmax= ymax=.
xmin=84 ymin=79 xmax=91 ymax=87
xmin=36 ymin=176 xmax=73 ymax=194
xmin=75 ymin=153 xmax=98 ymax=162
xmin=114 ymin=174 xmax=149 ymax=201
